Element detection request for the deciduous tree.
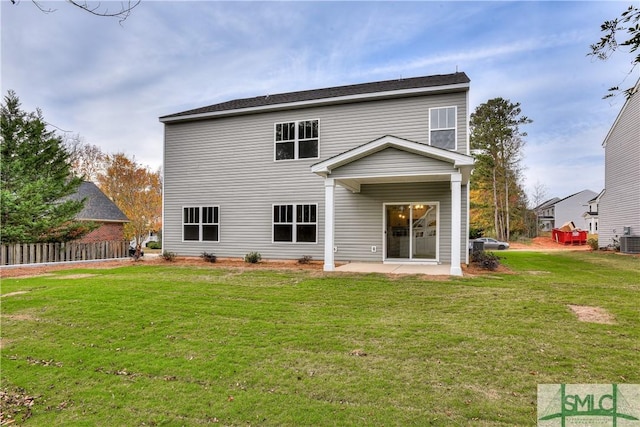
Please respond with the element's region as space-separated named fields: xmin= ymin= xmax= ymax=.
xmin=64 ymin=134 xmax=107 ymax=181
xmin=530 ymin=181 xmax=548 ymax=237
xmin=97 ymin=153 xmax=162 ymax=254
xmin=1 ymin=91 xmax=93 ymax=243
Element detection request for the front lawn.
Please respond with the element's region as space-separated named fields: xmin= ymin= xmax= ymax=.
xmin=1 ymin=251 xmax=638 ymax=425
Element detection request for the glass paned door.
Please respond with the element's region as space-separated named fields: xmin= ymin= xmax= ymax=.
xmin=385 ymin=203 xmax=437 ymax=260
xmin=386 ymin=205 xmax=410 ymax=258
xmin=411 ymin=204 xmax=437 ymax=259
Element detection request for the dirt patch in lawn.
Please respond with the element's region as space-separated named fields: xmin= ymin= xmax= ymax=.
xmin=1 ymin=291 xmax=30 ymax=298
xmin=568 ymin=304 xmax=616 ymax=324
xmin=510 ymin=236 xmax=591 ymax=251
xmin=462 ymin=262 xmax=513 ymax=277
xmin=53 ymin=273 xmax=97 ymax=279
xmin=2 ymin=313 xmax=37 ymax=321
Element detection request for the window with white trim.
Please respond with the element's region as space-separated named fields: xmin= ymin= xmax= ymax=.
xmin=183 ymin=206 xmax=219 ymax=242
xmin=275 ymin=120 xmax=319 ymax=160
xmin=429 ymin=107 xmax=456 ymax=150
xmin=273 ymin=204 xmax=317 ymax=243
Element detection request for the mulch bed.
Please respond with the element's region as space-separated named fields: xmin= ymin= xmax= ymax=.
xmin=0 ymin=257 xmax=325 ymax=279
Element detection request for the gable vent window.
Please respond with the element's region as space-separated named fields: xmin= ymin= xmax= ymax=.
xmin=183 ymin=206 xmax=219 ymax=242
xmin=429 ymin=107 xmax=456 ymax=150
xmin=275 ymin=120 xmax=319 ymax=161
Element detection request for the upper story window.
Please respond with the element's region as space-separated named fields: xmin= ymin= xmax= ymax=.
xmin=275 ymin=120 xmax=319 ymax=161
xmin=429 ymin=107 xmax=456 ymax=150
xmin=183 ymin=206 xmax=219 ymax=242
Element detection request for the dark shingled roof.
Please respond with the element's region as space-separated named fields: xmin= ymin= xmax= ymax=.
xmin=161 ymin=72 xmax=470 ymax=120
xmin=69 ymin=181 xmax=129 ymax=222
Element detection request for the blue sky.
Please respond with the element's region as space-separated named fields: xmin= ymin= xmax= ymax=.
xmin=2 ymin=1 xmax=637 ymax=202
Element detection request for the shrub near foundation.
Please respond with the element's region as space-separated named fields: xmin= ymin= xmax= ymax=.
xmin=470 ymin=249 xmax=501 ymax=270
xmin=244 ymin=251 xmax=261 ymax=263
xmin=200 ymin=252 xmax=217 ymax=263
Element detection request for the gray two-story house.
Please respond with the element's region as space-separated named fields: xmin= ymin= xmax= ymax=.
xmin=598 ymin=78 xmax=640 ymax=252
xmin=160 ymin=72 xmax=475 ymax=275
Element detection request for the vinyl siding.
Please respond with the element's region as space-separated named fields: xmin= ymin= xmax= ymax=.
xmin=330 ymin=147 xmax=458 ymax=178
xmin=554 ymin=190 xmax=598 ymax=230
xmin=163 ymin=90 xmax=469 ymax=261
xmin=599 ymin=87 xmax=640 ymax=247
xmin=333 ymin=182 xmax=468 ymax=263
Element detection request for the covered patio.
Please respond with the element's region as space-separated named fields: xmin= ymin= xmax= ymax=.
xmin=311 ymin=135 xmax=475 ymax=276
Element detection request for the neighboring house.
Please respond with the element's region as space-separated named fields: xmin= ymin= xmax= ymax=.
xmin=69 ymin=181 xmax=129 ymax=243
xmin=535 ymin=190 xmax=598 ymax=231
xmin=598 ymin=78 xmax=640 ymax=252
xmin=582 ymin=190 xmax=603 ymax=235
xmin=159 ymin=72 xmax=475 ymax=275
xmin=535 ymin=197 xmax=560 ymax=232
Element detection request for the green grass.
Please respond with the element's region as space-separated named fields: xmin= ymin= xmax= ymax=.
xmin=1 ymin=251 xmax=638 ymax=426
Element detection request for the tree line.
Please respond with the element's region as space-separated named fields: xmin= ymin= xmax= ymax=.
xmin=1 ymin=91 xmax=161 ymax=247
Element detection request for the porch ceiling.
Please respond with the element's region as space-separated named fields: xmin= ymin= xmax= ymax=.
xmin=334 ymin=173 xmax=453 ymax=193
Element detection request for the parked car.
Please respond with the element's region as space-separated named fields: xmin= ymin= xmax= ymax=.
xmin=470 ymin=237 xmax=509 ymax=250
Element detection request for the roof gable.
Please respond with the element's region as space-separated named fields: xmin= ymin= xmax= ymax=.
xmin=603 ymin=77 xmax=640 ymax=148
xmin=160 ymin=72 xmax=470 ymax=123
xmin=311 ymin=135 xmax=474 ymax=176
xmin=555 ymin=189 xmax=598 ymax=206
xmin=69 ymin=181 xmax=129 ymax=223
xmin=328 ymin=147 xmax=459 ymax=179
xmin=537 ymin=190 xmax=599 ymax=210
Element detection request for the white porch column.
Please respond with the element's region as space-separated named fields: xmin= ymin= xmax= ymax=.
xmin=323 ymin=178 xmax=336 ymax=271
xmin=450 ymin=173 xmax=463 ymax=276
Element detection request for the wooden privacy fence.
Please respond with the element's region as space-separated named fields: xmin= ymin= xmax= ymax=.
xmin=0 ymin=241 xmax=129 ymax=266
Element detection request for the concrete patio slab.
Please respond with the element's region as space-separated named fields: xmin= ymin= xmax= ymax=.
xmin=335 ymin=262 xmax=452 ymax=275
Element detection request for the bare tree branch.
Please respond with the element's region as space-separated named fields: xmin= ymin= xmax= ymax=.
xmin=30 ymin=0 xmax=58 ymax=14
xmin=13 ymin=0 xmax=141 ymax=23
xmin=67 ymin=1 xmax=141 ymax=23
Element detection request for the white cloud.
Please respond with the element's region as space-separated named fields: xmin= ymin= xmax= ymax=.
xmin=1 ymin=0 xmax=636 ymax=195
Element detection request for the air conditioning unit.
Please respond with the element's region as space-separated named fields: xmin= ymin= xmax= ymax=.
xmin=620 ymin=236 xmax=640 ymax=254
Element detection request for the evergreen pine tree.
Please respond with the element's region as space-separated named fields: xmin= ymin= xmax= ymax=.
xmin=1 ymin=91 xmax=92 ymax=243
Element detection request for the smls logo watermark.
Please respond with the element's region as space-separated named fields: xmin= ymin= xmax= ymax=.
xmin=538 ymin=384 xmax=640 ymax=426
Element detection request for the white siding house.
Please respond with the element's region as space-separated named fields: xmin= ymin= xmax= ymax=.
xmin=598 ymin=78 xmax=640 ymax=251
xmin=160 ymin=73 xmax=475 ymax=275
xmin=535 ymin=190 xmax=598 ymax=231
xmin=582 ymin=190 xmax=603 ymax=235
